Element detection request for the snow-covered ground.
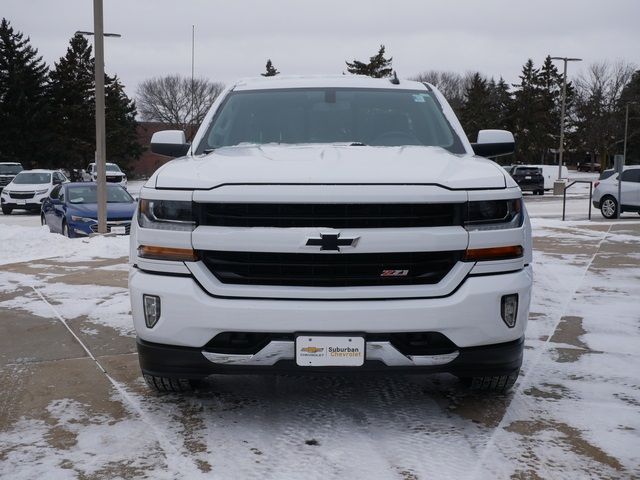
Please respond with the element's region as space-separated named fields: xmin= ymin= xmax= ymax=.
xmin=0 ymin=195 xmax=639 ymax=479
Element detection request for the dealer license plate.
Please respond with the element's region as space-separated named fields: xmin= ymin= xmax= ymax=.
xmin=296 ymin=335 xmax=365 ymax=367
xmin=111 ymin=226 xmax=126 ymax=234
xmin=16 ymin=199 xmax=26 ymax=205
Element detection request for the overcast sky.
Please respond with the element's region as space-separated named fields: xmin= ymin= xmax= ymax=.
xmin=4 ymin=0 xmax=640 ymax=97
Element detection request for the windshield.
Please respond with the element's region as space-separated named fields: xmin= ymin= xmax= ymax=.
xmin=106 ymin=164 xmax=122 ymax=173
xmin=13 ymin=172 xmax=51 ymax=184
xmin=0 ymin=164 xmax=22 ymax=175
xmin=67 ymin=185 xmax=134 ymax=204
xmin=197 ymin=88 xmax=465 ymax=153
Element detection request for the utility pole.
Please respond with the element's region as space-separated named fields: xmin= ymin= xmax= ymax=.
xmin=191 ymin=25 xmax=195 ymax=140
xmin=93 ymin=0 xmax=107 ymax=233
xmin=77 ymin=4 xmax=121 ymax=234
xmin=620 ymin=102 xmax=637 ymax=219
xmin=550 ymin=56 xmax=582 ymax=195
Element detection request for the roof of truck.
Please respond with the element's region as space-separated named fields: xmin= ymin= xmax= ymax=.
xmin=232 ymin=75 xmax=430 ymax=91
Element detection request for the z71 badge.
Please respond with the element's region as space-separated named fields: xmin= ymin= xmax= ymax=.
xmin=380 ymin=269 xmax=409 ymax=277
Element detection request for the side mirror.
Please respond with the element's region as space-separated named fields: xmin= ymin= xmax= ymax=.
xmin=471 ymin=130 xmax=515 ymax=158
xmin=53 ymin=179 xmax=62 ymax=185
xmin=150 ymin=130 xmax=190 ymax=158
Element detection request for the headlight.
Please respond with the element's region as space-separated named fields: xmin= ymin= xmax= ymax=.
xmin=138 ymin=199 xmax=195 ymax=231
xmin=35 ymin=189 xmax=48 ymax=194
xmin=465 ymin=198 xmax=522 ymax=230
xmin=71 ymin=216 xmax=96 ymax=222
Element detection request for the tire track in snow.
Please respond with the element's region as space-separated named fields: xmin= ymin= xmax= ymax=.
xmin=30 ymin=285 xmax=206 ymax=477
xmin=469 ymin=224 xmax=613 ymax=479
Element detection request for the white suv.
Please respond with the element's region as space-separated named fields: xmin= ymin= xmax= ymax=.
xmin=130 ymin=76 xmax=532 ymax=393
xmin=593 ymin=166 xmax=640 ymax=218
xmin=1 ymin=169 xmax=67 ymax=214
xmin=83 ymin=162 xmax=127 ymax=188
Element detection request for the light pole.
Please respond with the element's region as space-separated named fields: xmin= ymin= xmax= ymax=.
xmin=623 ymin=102 xmax=637 ymax=165
xmin=550 ymin=56 xmax=582 ymax=194
xmin=76 ymin=1 xmax=121 ymax=234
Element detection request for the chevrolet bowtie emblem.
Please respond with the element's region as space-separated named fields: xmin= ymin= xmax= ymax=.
xmin=301 ymin=347 xmax=323 ymax=353
xmin=305 ymin=233 xmax=359 ymax=251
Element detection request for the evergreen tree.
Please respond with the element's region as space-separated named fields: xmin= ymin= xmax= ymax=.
xmin=487 ymin=77 xmax=512 ymax=130
xmin=48 ymin=34 xmax=141 ymax=171
xmin=105 ymin=75 xmax=142 ymax=171
xmin=346 ymin=45 xmax=393 ymax=78
xmin=261 ymin=59 xmax=279 ymax=77
xmin=537 ymin=55 xmax=571 ymax=164
xmin=0 ymin=18 xmax=49 ymax=167
xmin=510 ymin=59 xmax=547 ymax=163
xmin=460 ymin=73 xmax=492 ymax=140
xmin=47 ymin=34 xmax=95 ymax=170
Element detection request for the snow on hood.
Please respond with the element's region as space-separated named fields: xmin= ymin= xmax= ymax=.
xmin=152 ymin=145 xmax=507 ymax=190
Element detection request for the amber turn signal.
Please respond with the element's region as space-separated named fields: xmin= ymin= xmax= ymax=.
xmin=463 ymin=245 xmax=523 ymax=262
xmin=138 ymin=245 xmax=199 ymax=262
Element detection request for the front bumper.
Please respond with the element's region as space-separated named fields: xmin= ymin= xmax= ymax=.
xmin=130 ymin=265 xmax=532 ymax=349
xmin=1 ymin=193 xmax=47 ymax=210
xmin=137 ymin=336 xmax=524 ymax=379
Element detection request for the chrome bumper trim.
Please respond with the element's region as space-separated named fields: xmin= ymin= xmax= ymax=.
xmin=201 ymin=340 xmax=459 ymax=367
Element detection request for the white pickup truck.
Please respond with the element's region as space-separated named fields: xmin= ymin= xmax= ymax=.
xmin=129 ymin=75 xmax=532 ymax=393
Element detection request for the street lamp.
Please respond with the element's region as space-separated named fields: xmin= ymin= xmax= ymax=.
xmin=75 ymin=1 xmax=121 ymax=234
xmin=550 ymin=56 xmax=582 ymax=194
xmin=623 ymin=101 xmax=637 ymax=164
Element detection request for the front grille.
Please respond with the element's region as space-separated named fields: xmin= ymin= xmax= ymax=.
xmin=197 ymin=203 xmax=464 ymax=228
xmin=90 ymin=222 xmax=131 ymax=234
xmin=200 ymin=250 xmax=463 ymax=287
xmin=0 ymin=177 xmax=11 ymax=186
xmin=106 ymin=176 xmax=122 ymax=183
xmin=9 ymin=192 xmax=34 ymax=199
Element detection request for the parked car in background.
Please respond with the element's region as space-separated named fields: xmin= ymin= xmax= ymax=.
xmin=0 ymin=169 xmax=67 ymax=214
xmin=0 ymin=162 xmax=23 ymax=194
xmin=41 ymin=182 xmax=136 ymax=237
xmin=593 ymin=166 xmax=640 ymax=218
xmin=82 ymin=162 xmax=127 ymax=188
xmin=509 ymin=166 xmax=544 ymax=195
xmin=577 ymin=162 xmax=601 ymax=172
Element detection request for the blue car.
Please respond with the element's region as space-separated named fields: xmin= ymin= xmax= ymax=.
xmin=41 ymin=182 xmax=136 ymax=237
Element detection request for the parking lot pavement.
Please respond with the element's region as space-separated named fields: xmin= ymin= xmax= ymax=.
xmin=1 ymin=219 xmax=639 ymax=478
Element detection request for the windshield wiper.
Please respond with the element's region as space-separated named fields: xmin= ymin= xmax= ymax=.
xmin=349 ymin=142 xmax=367 ymax=146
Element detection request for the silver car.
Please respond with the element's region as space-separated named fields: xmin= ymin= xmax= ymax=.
xmin=593 ymin=166 xmax=640 ymax=218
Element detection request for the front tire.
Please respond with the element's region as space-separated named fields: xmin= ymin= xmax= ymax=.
xmin=62 ymin=220 xmax=72 ymax=238
xmin=466 ymin=369 xmax=520 ymax=393
xmin=2 ymin=206 xmax=12 ymax=215
xmin=600 ymin=196 xmax=618 ymax=219
xmin=143 ymin=373 xmax=197 ymax=393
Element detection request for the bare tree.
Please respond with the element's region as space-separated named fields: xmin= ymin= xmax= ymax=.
xmin=137 ymin=75 xmax=224 ymax=138
xmin=573 ymin=60 xmax=636 ymax=169
xmin=410 ymin=70 xmax=474 ymax=112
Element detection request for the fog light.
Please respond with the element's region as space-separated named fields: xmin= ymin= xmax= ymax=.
xmin=501 ymin=294 xmax=518 ymax=328
xmin=143 ymin=294 xmax=161 ymax=328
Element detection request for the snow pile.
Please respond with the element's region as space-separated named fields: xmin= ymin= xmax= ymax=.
xmin=0 ymin=225 xmax=129 ymax=266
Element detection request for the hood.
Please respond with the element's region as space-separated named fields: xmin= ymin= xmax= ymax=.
xmin=152 ymin=145 xmax=506 ymax=190
xmin=67 ymin=202 xmax=136 ymax=220
xmin=5 ymin=183 xmax=50 ymax=192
